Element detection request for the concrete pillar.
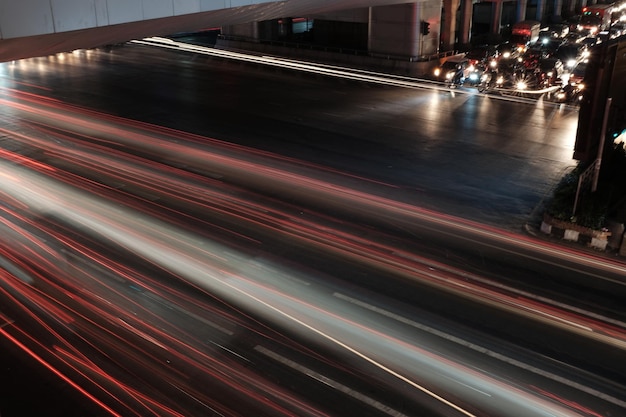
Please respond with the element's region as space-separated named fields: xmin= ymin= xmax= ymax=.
xmin=441 ymin=0 xmax=461 ymax=51
xmin=492 ymin=0 xmax=503 ymax=34
xmin=517 ymin=0 xmax=528 ymax=21
xmin=536 ymin=0 xmax=546 ymax=22
xmin=567 ymin=0 xmax=576 ymax=15
xmin=368 ymin=3 xmax=419 ymax=56
xmin=368 ymin=1 xmax=442 ymax=57
xmin=459 ymin=0 xmax=473 ymax=46
xmin=553 ymin=0 xmax=563 ymax=19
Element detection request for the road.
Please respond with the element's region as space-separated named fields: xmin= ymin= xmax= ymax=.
xmin=0 ymin=39 xmax=624 ymax=416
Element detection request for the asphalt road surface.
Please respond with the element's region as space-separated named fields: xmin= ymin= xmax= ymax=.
xmin=1 ymin=38 xmax=624 ymax=417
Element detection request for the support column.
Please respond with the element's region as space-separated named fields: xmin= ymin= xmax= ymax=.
xmin=441 ymin=0 xmax=461 ymax=51
xmin=492 ymin=0 xmax=503 ymax=34
xmin=517 ymin=0 xmax=528 ymax=21
xmin=369 ymin=1 xmax=442 ymax=56
xmin=536 ymin=0 xmax=546 ymax=22
xmin=553 ymin=0 xmax=563 ymax=20
xmin=458 ymin=0 xmax=473 ymax=46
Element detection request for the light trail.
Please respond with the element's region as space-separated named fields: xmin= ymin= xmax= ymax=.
xmin=0 ymin=74 xmax=619 ymax=415
xmin=0 ymin=149 xmax=597 ymax=417
xmin=132 ymin=36 xmax=567 ymax=102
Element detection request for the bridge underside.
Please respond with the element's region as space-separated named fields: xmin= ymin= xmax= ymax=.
xmin=0 ymin=0 xmax=415 ymax=62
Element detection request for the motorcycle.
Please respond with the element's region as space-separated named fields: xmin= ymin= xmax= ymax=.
xmin=477 ymin=69 xmax=501 ymax=92
xmin=554 ymin=83 xmax=584 ymax=104
xmin=445 ymin=65 xmax=465 ymax=89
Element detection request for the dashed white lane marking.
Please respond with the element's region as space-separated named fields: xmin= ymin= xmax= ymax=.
xmin=334 ymin=292 xmax=626 ymax=409
xmin=254 ymin=345 xmax=411 ymax=417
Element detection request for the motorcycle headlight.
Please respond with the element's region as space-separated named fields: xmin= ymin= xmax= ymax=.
xmin=469 ymin=72 xmax=479 ymax=81
xmin=445 ymin=71 xmax=454 ymax=80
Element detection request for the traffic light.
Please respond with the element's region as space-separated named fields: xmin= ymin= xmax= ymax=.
xmin=421 ymin=21 xmax=430 ymax=35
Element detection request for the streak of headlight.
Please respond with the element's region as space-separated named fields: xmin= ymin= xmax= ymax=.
xmin=2 ymin=119 xmax=624 ymax=347
xmin=0 ymin=160 xmax=587 ymax=417
xmin=0 ymin=320 xmax=123 ymax=417
xmin=132 ymin=37 xmax=460 ymax=92
xmin=132 ymin=37 xmax=569 ymax=104
xmin=1 ymin=90 xmax=616 ymax=285
xmin=0 ymin=229 xmax=322 ymax=417
xmin=0 ymin=92 xmax=624 ymax=344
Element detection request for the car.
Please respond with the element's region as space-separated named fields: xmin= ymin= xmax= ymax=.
xmin=496 ymin=41 xmax=522 ymax=59
xmin=609 ymin=24 xmax=623 ymax=39
xmin=545 ymin=23 xmax=570 ymax=38
xmin=566 ymin=60 xmax=587 ymax=86
xmin=465 ymin=45 xmax=499 ymax=66
xmin=581 ymin=36 xmax=600 ymax=48
xmin=527 ymin=38 xmax=564 ymax=59
xmin=555 ymin=42 xmax=587 ymax=68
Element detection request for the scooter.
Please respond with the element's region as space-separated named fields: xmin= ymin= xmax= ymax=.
xmin=445 ymin=68 xmax=465 ymax=89
xmin=477 ymin=69 xmax=500 ymax=92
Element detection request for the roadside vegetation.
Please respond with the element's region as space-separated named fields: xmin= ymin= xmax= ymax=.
xmin=546 ymin=141 xmax=626 ymax=229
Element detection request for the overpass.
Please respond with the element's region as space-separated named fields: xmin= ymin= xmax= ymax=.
xmin=0 ymin=0 xmax=589 ymax=63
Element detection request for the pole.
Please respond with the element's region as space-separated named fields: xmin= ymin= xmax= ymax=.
xmin=592 ymin=97 xmax=612 ymax=192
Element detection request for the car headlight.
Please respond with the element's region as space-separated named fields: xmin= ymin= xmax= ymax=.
xmin=516 ymin=80 xmax=527 ymax=90
xmin=434 ymin=68 xmax=441 ymax=76
xmin=469 ymin=72 xmax=479 ymax=81
xmin=445 ymin=71 xmax=454 ymax=80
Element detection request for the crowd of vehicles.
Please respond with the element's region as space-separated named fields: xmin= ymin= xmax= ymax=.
xmin=430 ymin=11 xmax=626 ymax=102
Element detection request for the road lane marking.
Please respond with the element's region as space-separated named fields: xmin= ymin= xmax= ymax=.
xmin=334 ymin=292 xmax=626 ymax=409
xmin=209 ymin=341 xmax=250 ymax=362
xmin=254 ymin=345 xmax=410 ymax=417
